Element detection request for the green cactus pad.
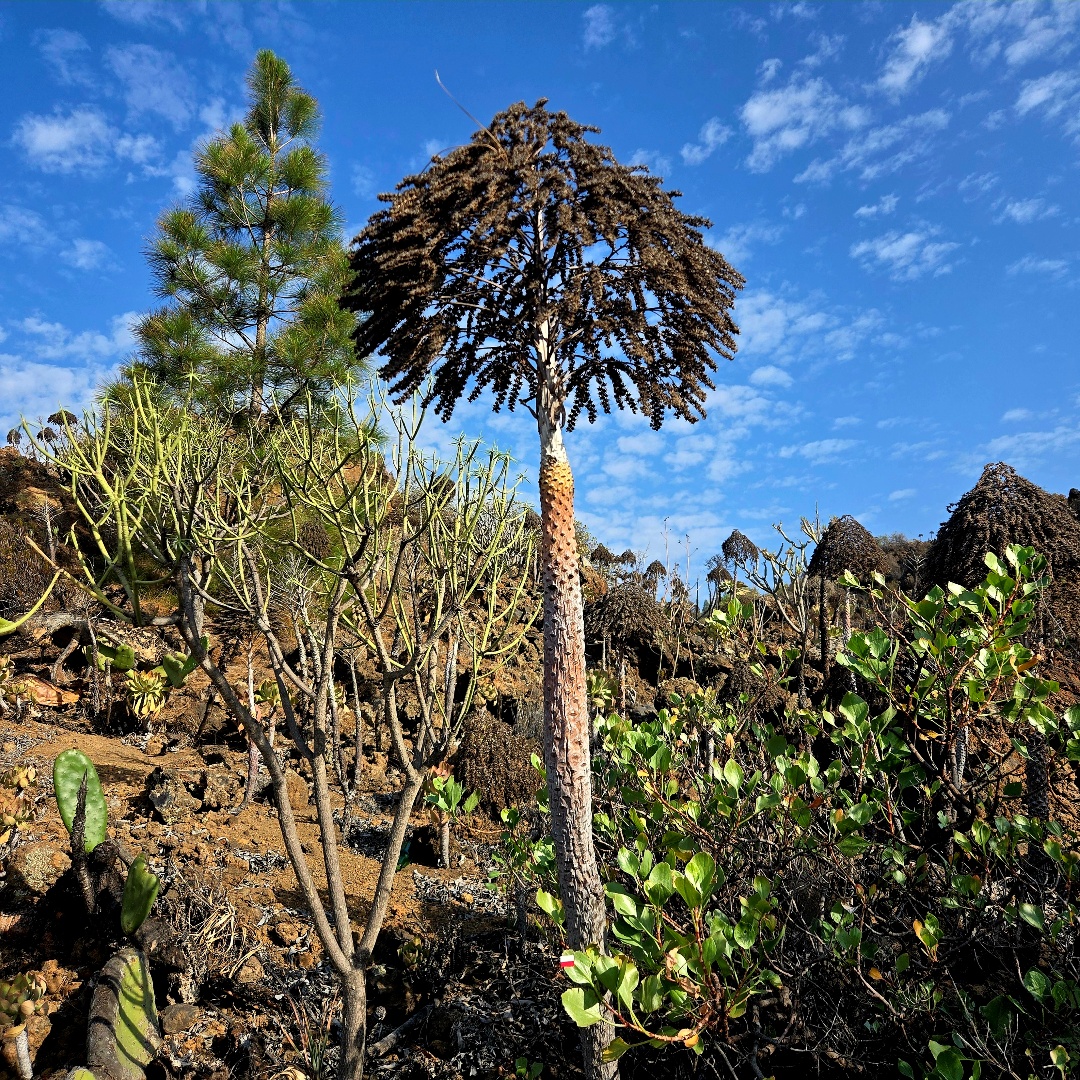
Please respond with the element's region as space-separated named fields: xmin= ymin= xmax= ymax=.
xmin=120 ymin=856 xmax=160 ymax=935
xmin=53 ymin=749 xmax=107 ymax=852
xmin=86 ymin=949 xmax=160 ymax=1080
xmin=65 ymin=1070 xmax=99 ymax=1080
xmin=85 ymin=642 xmax=136 ymax=672
xmin=158 ymin=638 xmax=205 ymax=688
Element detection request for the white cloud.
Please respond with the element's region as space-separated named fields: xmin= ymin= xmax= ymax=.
xmin=958 ymin=171 xmax=998 ymax=200
xmin=36 ymin=28 xmax=91 ymax=85
xmin=105 ymin=44 xmax=194 ymax=129
xmin=0 ymin=356 xmax=117 ymax=436
xmin=100 ymin=0 xmax=187 ymax=29
xmin=628 ymin=148 xmax=673 ymax=176
xmin=759 ymin=58 xmax=782 ymax=82
xmin=616 ymin=432 xmax=663 ymax=456
xmin=878 ymin=15 xmax=953 ymax=97
xmin=12 ymin=106 xmax=114 ymax=173
xmin=740 ymin=76 xmax=868 ymax=172
xmin=60 ymin=239 xmax=112 ymax=271
xmin=1002 ymin=408 xmax=1033 ymax=421
xmin=0 ymin=206 xmax=53 ymax=248
xmin=833 ymin=416 xmax=861 ymax=428
xmin=352 ymin=164 xmax=377 ymax=199
xmin=749 ymin=365 xmax=793 ymax=388
xmin=997 ymin=197 xmax=1058 ymax=223
xmin=959 ymin=0 xmax=1080 ymax=68
xmin=801 ymin=109 xmax=950 ymax=184
xmin=779 ymin=438 xmax=858 ymax=464
xmin=711 ymin=221 xmax=784 ymax=264
xmin=583 ymin=4 xmax=617 ymax=49
xmin=855 ymin=193 xmax=899 ymax=218
xmin=18 ymin=313 xmax=137 ymax=362
xmin=681 ymin=117 xmax=731 ymax=166
xmin=799 ymin=33 xmax=845 ymax=69
xmin=737 ymin=289 xmax=884 ymax=366
xmin=115 ymin=132 xmax=161 ymax=166
xmin=1007 ymin=254 xmax=1068 ymax=276
xmin=979 ymin=424 xmax=1080 ymax=469
xmin=1015 ymin=69 xmax=1080 ymax=138
xmin=888 ymin=488 xmax=916 ymax=500
xmin=850 ymin=228 xmax=960 ymax=280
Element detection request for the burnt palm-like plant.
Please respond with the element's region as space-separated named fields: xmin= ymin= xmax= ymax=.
xmin=807 ymin=515 xmax=884 ymax=675
xmin=346 ymin=98 xmax=743 ymax=1076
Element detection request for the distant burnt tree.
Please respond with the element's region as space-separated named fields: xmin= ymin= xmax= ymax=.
xmin=808 ymin=515 xmax=885 ymax=673
xmin=926 ymin=462 xmax=1080 ymax=641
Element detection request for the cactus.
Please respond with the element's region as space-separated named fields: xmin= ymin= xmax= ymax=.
xmin=0 ymin=972 xmax=47 ymax=1035
xmin=84 ymin=642 xmax=136 ymax=673
xmin=123 ymin=670 xmax=166 ymax=719
xmin=64 ymin=1071 xmax=98 ymax=1080
xmin=157 ymin=637 xmax=206 ymax=688
xmin=86 ymin=949 xmax=160 ymax=1080
xmin=53 ymin=750 xmax=107 ymax=852
xmin=120 ymin=856 xmax=160 ymax=935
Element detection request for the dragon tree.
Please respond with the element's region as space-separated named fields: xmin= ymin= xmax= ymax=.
xmin=346 ymin=99 xmax=743 ymax=1076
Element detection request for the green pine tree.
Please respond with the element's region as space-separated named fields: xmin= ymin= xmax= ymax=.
xmin=120 ymin=50 xmax=363 ymax=415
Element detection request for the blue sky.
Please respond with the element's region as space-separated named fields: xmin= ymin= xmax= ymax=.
xmin=2 ymin=1 xmax=1078 ymax=569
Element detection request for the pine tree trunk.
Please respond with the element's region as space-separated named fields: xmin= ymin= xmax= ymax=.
xmin=538 ymin=421 xmax=616 ymax=1080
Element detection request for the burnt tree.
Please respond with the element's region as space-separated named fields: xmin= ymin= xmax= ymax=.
xmin=345 ymin=99 xmax=743 ymax=1077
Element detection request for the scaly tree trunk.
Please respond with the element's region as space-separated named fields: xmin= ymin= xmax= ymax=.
xmin=537 ymin=409 xmax=617 ymax=1079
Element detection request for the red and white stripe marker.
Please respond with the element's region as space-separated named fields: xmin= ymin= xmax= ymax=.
xmin=559 ymin=952 xmax=575 ymax=970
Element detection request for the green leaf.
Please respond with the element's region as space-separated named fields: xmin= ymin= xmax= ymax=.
xmin=682 ymin=852 xmax=716 ymax=905
xmin=602 ymin=1037 xmax=633 ymax=1062
xmin=1023 ymin=967 xmax=1051 ymax=1001
xmin=561 ymin=986 xmax=603 ymax=1027
xmin=979 ymin=996 xmax=1012 ymax=1038
xmin=723 ymin=759 xmax=744 ymax=791
xmin=932 ymin=1048 xmax=964 ymax=1080
xmin=536 ymin=889 xmax=564 ymax=926
xmin=463 ymin=791 xmax=480 ymax=815
xmin=643 ymin=861 xmax=674 ymax=908
xmin=605 ymin=882 xmax=640 ymax=919
xmin=1018 ymin=903 xmax=1044 ymax=930
xmin=733 ymin=916 xmax=758 ymax=950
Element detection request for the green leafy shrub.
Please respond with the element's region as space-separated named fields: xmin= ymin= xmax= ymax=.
xmin=517 ymin=546 xmax=1080 ymax=1074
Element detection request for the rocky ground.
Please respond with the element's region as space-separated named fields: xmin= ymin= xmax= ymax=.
xmin=0 ymin=707 xmax=581 ymax=1080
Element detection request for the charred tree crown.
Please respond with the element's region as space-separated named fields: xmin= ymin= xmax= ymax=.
xmin=346 ymin=98 xmax=744 ymax=432
xmin=807 ymin=515 xmax=884 ymax=581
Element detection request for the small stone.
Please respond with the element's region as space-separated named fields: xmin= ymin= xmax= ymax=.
xmin=235 ymin=956 xmax=264 ymax=984
xmin=160 ymin=1002 xmax=202 ymax=1035
xmin=10 ymin=842 xmax=69 ymax=894
xmin=146 ymin=766 xmax=201 ymax=825
xmin=272 ymin=921 xmax=301 ymax=946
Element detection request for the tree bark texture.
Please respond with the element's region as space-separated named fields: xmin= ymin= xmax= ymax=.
xmin=538 ymin=445 xmax=618 ymax=1080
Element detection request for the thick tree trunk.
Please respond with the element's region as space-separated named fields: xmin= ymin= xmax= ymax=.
xmin=439 ymin=817 xmax=451 ymax=869
xmin=339 ymin=969 xmax=367 ymax=1079
xmin=537 ymin=421 xmax=617 ymax=1080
